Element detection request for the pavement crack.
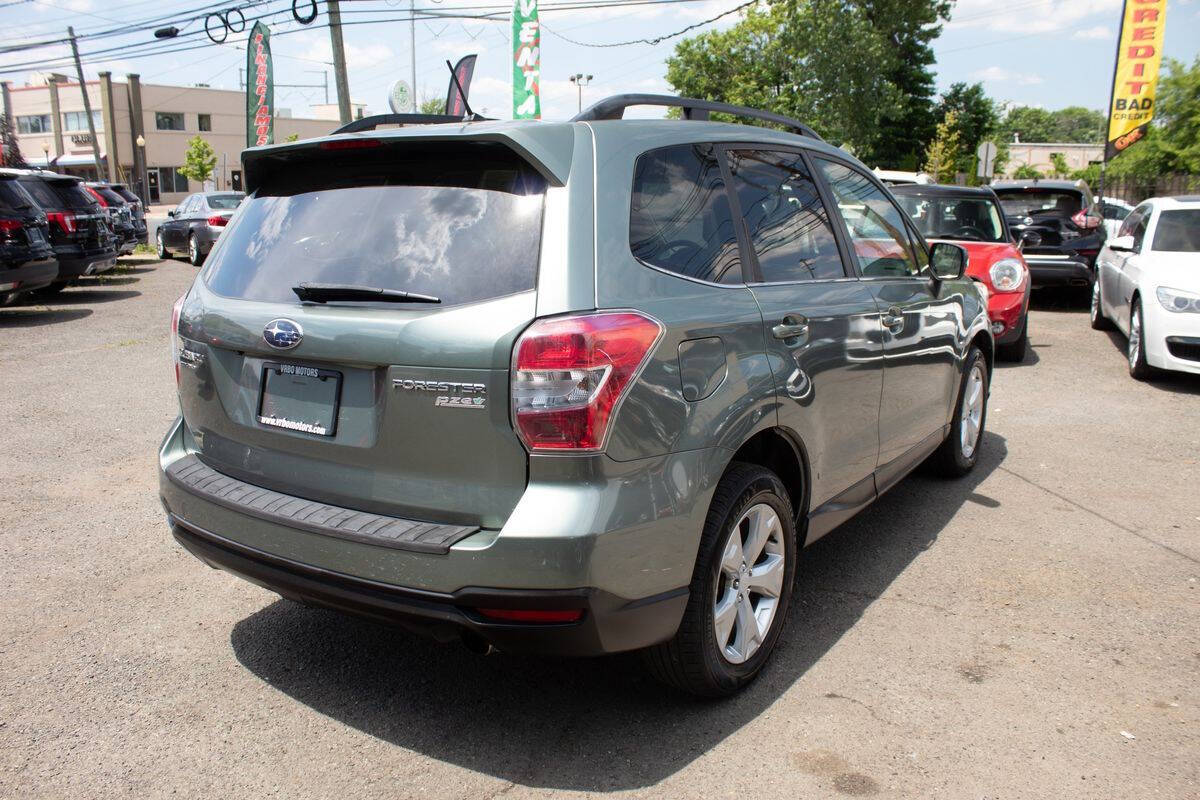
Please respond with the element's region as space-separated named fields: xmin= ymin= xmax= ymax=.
xmin=823 ymin=692 xmax=898 ymax=728
xmin=998 ymin=466 xmax=1199 ymax=566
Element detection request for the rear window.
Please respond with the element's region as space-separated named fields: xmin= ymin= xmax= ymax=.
xmin=92 ymin=187 xmax=126 ymax=205
xmin=203 ymin=144 xmax=546 ymax=307
xmin=1151 ymin=210 xmax=1200 ymax=253
xmin=18 ymin=177 xmax=64 ymax=210
xmin=206 ymin=194 xmax=243 ymax=210
xmin=0 ymin=178 xmax=35 ymax=213
xmin=112 ymin=187 xmax=140 ymax=204
xmin=995 ymin=189 xmax=1082 ymax=218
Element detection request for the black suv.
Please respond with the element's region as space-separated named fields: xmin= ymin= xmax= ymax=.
xmin=0 ymin=172 xmax=58 ymax=305
xmin=10 ymin=170 xmax=117 ymax=291
xmin=85 ymin=182 xmax=139 ymax=255
xmin=991 ymin=179 xmax=1106 ymax=289
xmin=106 ymin=183 xmax=149 ymax=246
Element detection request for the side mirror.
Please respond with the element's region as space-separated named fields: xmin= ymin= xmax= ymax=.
xmin=1108 ymin=235 xmax=1135 ymax=252
xmin=929 ymin=242 xmax=967 ymax=280
xmin=1018 ymin=230 xmax=1041 ymax=251
xmin=167 ymin=210 xmax=176 ymax=218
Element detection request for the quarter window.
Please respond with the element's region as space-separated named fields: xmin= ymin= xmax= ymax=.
xmin=1120 ymin=204 xmax=1151 ymax=250
xmin=155 ymin=112 xmax=185 ymax=131
xmin=726 ymin=149 xmax=845 ymax=282
xmin=629 ymin=143 xmax=742 ymax=285
xmin=816 ymin=159 xmax=921 ymax=277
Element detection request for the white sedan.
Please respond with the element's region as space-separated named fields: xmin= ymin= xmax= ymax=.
xmin=1091 ymin=196 xmax=1200 ymax=379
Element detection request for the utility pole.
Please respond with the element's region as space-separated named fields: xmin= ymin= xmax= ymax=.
xmin=68 ymin=26 xmax=103 ymax=179
xmin=326 ymin=0 xmax=352 ymax=125
xmin=409 ymin=0 xmax=417 ymax=111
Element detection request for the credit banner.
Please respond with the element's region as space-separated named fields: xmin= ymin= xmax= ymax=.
xmin=247 ymin=22 xmax=274 ymax=148
xmin=512 ymin=0 xmax=540 ymax=119
xmin=1105 ymin=0 xmax=1167 ymax=160
xmin=445 ymin=54 xmax=478 ymax=116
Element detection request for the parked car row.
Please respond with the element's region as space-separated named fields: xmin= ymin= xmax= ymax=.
xmin=0 ymin=167 xmax=126 ymax=304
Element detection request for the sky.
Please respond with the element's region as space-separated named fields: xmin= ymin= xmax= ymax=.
xmin=1 ymin=0 xmax=1198 ymax=123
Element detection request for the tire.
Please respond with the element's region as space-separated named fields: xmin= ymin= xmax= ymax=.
xmin=1127 ymin=299 xmax=1153 ymax=381
xmin=643 ymin=462 xmax=797 ymax=697
xmin=1090 ymin=279 xmax=1113 ymax=331
xmin=929 ymin=347 xmax=989 ymax=478
xmin=996 ymin=317 xmax=1028 ymax=362
xmin=156 ymin=229 xmax=171 ymax=260
xmin=188 ymin=234 xmax=204 ymax=266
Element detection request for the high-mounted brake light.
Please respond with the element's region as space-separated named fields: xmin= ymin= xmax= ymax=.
xmin=171 ymin=293 xmax=186 ymax=385
xmin=206 ymin=215 xmax=228 ymax=227
xmin=46 ymin=211 xmax=76 ymax=234
xmin=511 ymin=311 xmax=663 ymax=452
xmin=318 ymin=138 xmax=382 ymax=150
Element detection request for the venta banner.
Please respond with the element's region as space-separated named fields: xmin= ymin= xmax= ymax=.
xmin=246 ymin=22 xmax=274 ymax=148
xmin=1105 ymin=0 xmax=1167 ymax=161
xmin=512 ymin=0 xmax=540 ymax=119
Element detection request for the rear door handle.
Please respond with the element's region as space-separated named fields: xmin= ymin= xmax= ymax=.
xmin=881 ymin=307 xmax=904 ymax=329
xmin=772 ymin=315 xmax=809 ymax=340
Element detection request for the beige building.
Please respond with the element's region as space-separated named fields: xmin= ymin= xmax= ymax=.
xmin=2 ymin=74 xmax=343 ymax=204
xmin=1004 ymin=142 xmax=1103 ymax=177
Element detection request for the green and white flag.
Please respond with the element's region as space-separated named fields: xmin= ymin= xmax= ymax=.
xmin=512 ymin=0 xmax=540 ymax=119
xmin=246 ymin=22 xmax=274 ymax=147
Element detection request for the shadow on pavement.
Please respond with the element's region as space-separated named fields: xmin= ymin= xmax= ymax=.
xmin=230 ymin=433 xmax=1008 ymax=791
xmin=1030 ymin=287 xmax=1089 ymax=312
xmin=1101 ymin=330 xmax=1200 ymax=395
xmin=0 ymin=307 xmax=93 ymax=327
xmin=996 ymin=343 xmax=1040 ymax=369
xmin=40 ymin=289 xmax=142 ymax=305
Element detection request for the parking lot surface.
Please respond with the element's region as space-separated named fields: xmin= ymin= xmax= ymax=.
xmin=1 ymin=262 xmax=1197 ymax=799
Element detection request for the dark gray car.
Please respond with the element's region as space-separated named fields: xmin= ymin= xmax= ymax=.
xmin=156 ymin=191 xmax=244 ymax=266
xmin=159 ymin=96 xmax=993 ymax=696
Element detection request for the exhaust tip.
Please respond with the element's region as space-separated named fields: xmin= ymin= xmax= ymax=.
xmin=460 ymin=631 xmax=496 ymax=656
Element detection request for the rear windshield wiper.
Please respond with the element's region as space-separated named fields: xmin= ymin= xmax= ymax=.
xmin=292 ymin=282 xmax=441 ymax=304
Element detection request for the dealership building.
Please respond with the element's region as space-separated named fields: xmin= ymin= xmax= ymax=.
xmin=1 ymin=74 xmax=347 ymax=204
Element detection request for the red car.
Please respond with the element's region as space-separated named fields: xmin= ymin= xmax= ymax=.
xmin=893 ymin=184 xmax=1032 ymax=362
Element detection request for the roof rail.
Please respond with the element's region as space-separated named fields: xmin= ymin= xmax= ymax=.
xmin=571 ymin=94 xmax=823 ymax=140
xmin=331 ymin=112 xmax=493 ymax=134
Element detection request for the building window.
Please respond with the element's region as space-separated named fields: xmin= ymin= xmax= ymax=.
xmin=155 ymin=112 xmax=185 ymax=131
xmin=156 ymin=166 xmax=190 ymax=193
xmin=16 ymin=114 xmax=52 ymax=134
xmin=62 ymin=110 xmax=103 ymax=132
xmin=197 ymin=114 xmax=211 ymax=132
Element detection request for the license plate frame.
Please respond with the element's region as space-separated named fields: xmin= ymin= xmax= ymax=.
xmin=257 ymin=362 xmax=343 ymax=437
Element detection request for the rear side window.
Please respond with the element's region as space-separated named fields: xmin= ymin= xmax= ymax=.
xmin=629 ymin=144 xmax=742 ymax=285
xmin=726 ymin=149 xmax=845 ymax=282
xmin=18 ymin=178 xmax=63 ymax=210
xmin=0 ymin=179 xmax=35 ymax=213
xmin=203 ymin=143 xmax=546 ymax=307
xmin=50 ymin=182 xmax=97 ymax=210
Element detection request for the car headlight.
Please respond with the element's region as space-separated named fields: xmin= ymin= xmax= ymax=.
xmin=989 ymin=258 xmax=1025 ymax=293
xmin=1156 ymin=286 xmax=1200 ymax=314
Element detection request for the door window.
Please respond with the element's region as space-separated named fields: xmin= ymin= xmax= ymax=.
xmin=1120 ymin=204 xmax=1150 ymax=250
xmin=725 ymin=149 xmax=846 ymax=282
xmin=816 ymin=159 xmax=921 ymax=277
xmin=629 ymin=143 xmax=743 ymax=285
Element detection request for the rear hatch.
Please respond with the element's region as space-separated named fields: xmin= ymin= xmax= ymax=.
xmin=0 ymin=177 xmax=52 ymax=256
xmin=20 ymin=177 xmax=111 ymax=253
xmin=176 ymin=138 xmax=553 ymax=528
xmin=994 ymin=187 xmax=1084 ymax=249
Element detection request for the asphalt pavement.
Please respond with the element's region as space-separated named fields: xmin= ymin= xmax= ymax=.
xmin=1 ymin=263 xmax=1197 ymax=799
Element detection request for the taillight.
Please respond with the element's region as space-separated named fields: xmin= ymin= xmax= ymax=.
xmin=475 ymin=608 xmax=584 ymax=623
xmin=1071 ymin=209 xmax=1101 ymax=230
xmin=85 ymin=186 xmax=107 ymax=207
xmin=46 ymin=211 xmax=76 ymax=234
xmin=512 ymin=311 xmax=663 ymax=452
xmin=0 ymin=218 xmax=20 ymax=241
xmin=171 ymin=293 xmax=186 ymax=385
xmin=206 ymin=215 xmax=228 ymax=227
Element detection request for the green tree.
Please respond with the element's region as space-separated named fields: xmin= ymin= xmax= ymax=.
xmin=1048 ymin=152 xmax=1070 ymax=177
xmin=178 ymin=136 xmax=217 ymax=184
xmin=420 ymin=96 xmax=446 ymax=115
xmin=1154 ymin=57 xmax=1200 ymax=173
xmin=936 ymin=82 xmax=1001 ymax=182
xmin=0 ymin=114 xmax=28 ymax=168
xmin=1002 ymin=106 xmax=1056 ymax=143
xmin=1050 ymin=106 xmax=1105 ymax=142
xmin=924 ymin=111 xmax=962 ymax=183
xmin=284 ymin=133 xmax=300 ymax=142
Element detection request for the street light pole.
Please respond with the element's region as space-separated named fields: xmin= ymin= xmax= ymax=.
xmin=568 ymin=73 xmax=593 ymax=113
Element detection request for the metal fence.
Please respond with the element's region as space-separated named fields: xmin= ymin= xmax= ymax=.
xmin=1097 ymin=174 xmax=1200 ymax=205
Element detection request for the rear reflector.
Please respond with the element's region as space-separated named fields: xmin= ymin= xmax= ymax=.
xmin=476 ymin=608 xmax=585 ymax=623
xmin=511 ymin=311 xmax=663 ymax=452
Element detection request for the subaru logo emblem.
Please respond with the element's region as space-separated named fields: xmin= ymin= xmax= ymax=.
xmin=263 ymin=319 xmax=303 ymax=350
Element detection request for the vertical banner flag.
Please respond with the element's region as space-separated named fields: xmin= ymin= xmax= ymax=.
xmin=246 ymin=22 xmax=274 ymax=148
xmin=1105 ymin=0 xmax=1167 ymax=160
xmin=512 ymin=0 xmax=540 ymax=119
xmin=445 ymin=54 xmax=478 ymax=116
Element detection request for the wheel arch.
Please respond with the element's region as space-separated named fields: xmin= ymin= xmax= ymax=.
xmin=970 ymin=330 xmax=994 ymax=375
xmin=725 ymin=427 xmax=811 ymax=543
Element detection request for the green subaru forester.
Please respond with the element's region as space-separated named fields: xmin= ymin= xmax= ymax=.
xmin=159 ymin=95 xmax=992 ymax=696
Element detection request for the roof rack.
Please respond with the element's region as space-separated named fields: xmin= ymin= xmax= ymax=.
xmin=571 ymin=94 xmax=823 ymax=140
xmin=331 ymin=112 xmax=494 ymax=134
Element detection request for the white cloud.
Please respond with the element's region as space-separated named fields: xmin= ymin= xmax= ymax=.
xmin=1072 ymin=25 xmax=1112 ymax=40
xmin=948 ymin=0 xmax=1121 ymax=34
xmin=971 ymin=66 xmax=1045 ymax=86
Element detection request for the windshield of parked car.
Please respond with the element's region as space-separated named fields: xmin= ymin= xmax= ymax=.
xmin=897 ymin=194 xmax=1006 ymax=243
xmin=0 ymin=178 xmax=34 ymax=212
xmin=1151 ymin=210 xmax=1200 ymax=253
xmin=995 ymin=190 xmax=1082 ymax=218
xmin=206 ymin=194 xmax=243 ymax=210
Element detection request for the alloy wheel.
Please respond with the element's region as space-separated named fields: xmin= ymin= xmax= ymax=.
xmin=960 ymin=363 xmax=985 ymax=459
xmin=712 ymin=503 xmax=786 ymax=665
xmin=1091 ymin=282 xmax=1101 ymax=322
xmin=1128 ymin=308 xmax=1142 ymax=369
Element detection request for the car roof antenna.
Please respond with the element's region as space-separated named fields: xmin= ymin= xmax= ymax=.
xmin=446 ymin=60 xmax=484 ymax=122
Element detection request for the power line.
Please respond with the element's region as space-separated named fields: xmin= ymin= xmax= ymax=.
xmin=541 ymin=0 xmax=753 ymax=46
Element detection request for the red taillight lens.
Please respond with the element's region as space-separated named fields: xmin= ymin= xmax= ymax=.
xmin=85 ymin=186 xmax=107 ymax=207
xmin=46 ymin=211 xmax=76 ymax=234
xmin=171 ymin=293 xmax=186 ymax=385
xmin=1071 ymin=210 xmax=1101 ymax=229
xmin=512 ymin=311 xmax=662 ymax=452
xmin=0 ymin=218 xmax=20 ymax=240
xmin=475 ymin=608 xmax=584 ymax=623
xmin=206 ymin=215 xmax=228 ymax=227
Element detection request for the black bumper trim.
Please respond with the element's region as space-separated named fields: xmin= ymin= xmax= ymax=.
xmin=169 ymin=516 xmax=688 ymax=656
xmin=1026 ymin=259 xmax=1093 ymax=287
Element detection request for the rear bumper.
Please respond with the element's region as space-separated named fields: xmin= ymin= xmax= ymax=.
xmin=1025 ymin=256 xmax=1093 ymax=288
xmin=53 ymin=248 xmax=118 ymax=281
xmin=158 ymin=417 xmax=721 ymax=655
xmin=0 ymin=256 xmax=58 ymax=295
